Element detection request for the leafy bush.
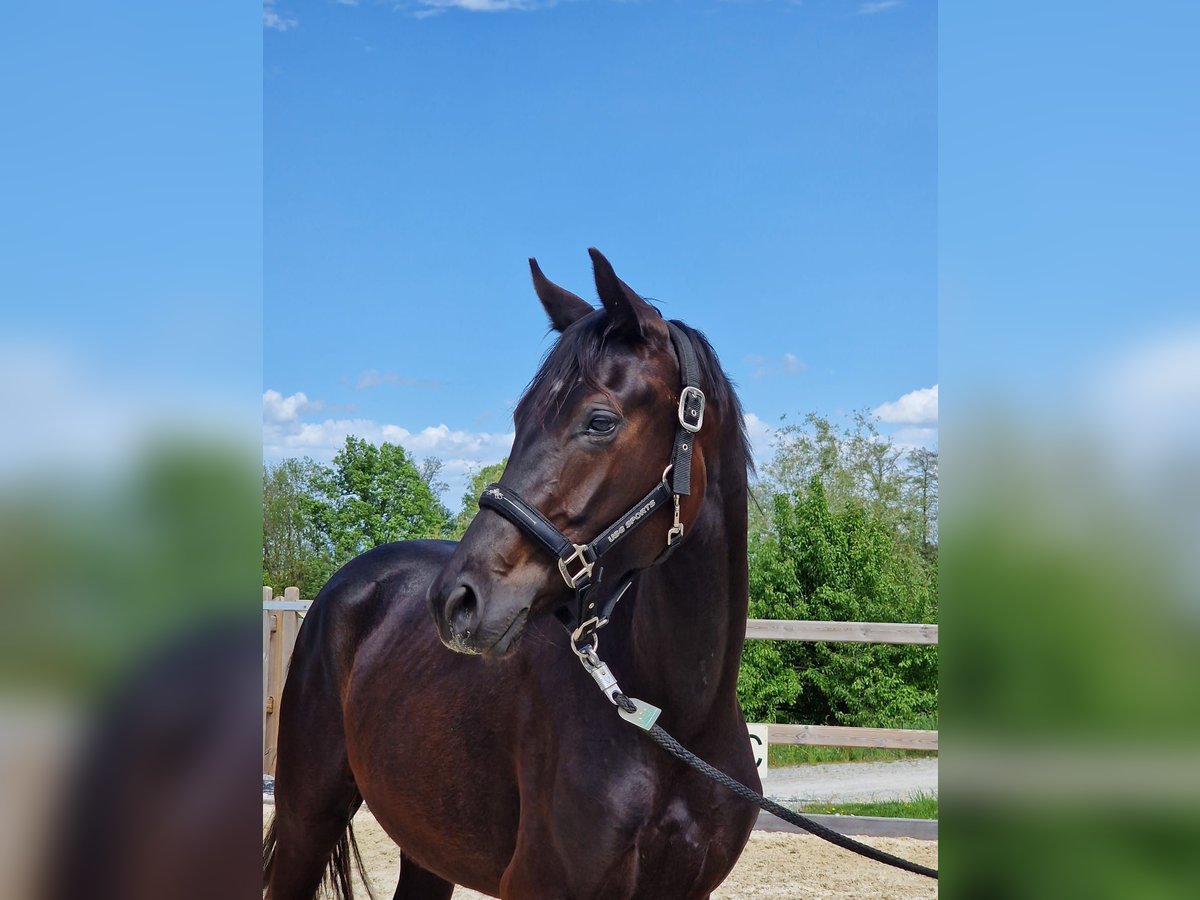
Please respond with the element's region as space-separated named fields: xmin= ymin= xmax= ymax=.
xmin=738 ymin=478 xmax=938 ymax=728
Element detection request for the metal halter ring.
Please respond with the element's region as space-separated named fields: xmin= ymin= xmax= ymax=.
xmin=557 ymin=543 xmax=595 ymax=589
xmin=570 ymin=617 xmax=603 ymax=660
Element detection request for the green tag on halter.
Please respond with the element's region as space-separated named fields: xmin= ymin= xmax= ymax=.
xmin=617 ymin=697 xmax=662 ymax=731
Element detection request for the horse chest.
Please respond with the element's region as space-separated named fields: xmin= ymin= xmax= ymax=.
xmin=637 ymin=795 xmax=712 ymax=857
xmin=628 ymin=795 xmax=746 ymax=896
xmin=514 ymin=736 xmax=752 ymax=897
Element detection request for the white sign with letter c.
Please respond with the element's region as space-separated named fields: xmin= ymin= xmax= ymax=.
xmin=746 ymin=724 xmax=769 ymax=777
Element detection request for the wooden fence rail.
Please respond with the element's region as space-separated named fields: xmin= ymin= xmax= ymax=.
xmin=261 ymin=591 xmax=939 ymax=774
xmin=743 ymin=620 xmax=940 ymax=752
xmin=767 ymin=724 xmax=938 ymax=751
xmin=745 ymin=619 xmax=938 ymax=645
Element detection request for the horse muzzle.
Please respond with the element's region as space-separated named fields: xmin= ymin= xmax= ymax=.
xmin=427 ymin=574 xmax=532 ymax=658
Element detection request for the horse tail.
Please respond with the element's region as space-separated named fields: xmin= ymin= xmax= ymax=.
xmin=323 ymin=817 xmax=376 ymax=900
xmin=262 ymin=809 xmax=375 ymax=900
xmin=262 ymin=815 xmax=277 ymax=891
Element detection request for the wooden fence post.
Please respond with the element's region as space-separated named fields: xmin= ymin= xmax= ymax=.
xmin=264 ymin=587 xmax=305 ymax=777
xmin=262 ymin=586 xmax=272 ymax=776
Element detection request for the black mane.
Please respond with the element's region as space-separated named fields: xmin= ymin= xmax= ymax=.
xmin=514 ymin=311 xmax=753 ymax=473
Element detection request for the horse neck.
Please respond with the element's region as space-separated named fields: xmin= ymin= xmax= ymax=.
xmin=625 ymin=450 xmax=749 ymax=733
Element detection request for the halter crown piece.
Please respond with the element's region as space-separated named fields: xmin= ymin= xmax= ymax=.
xmin=477 ymin=321 xmax=705 ymax=651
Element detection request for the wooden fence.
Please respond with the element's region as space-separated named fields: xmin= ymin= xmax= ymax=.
xmin=744 ymin=618 xmax=940 ymax=753
xmin=262 ymin=586 xmax=305 ymax=776
xmin=261 ymin=597 xmax=939 ymax=772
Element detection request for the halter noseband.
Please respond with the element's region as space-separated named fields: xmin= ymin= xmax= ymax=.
xmin=477 ymin=321 xmax=705 ymax=650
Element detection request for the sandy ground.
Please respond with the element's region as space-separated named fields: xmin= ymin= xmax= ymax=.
xmin=268 ymin=806 xmax=937 ymax=899
xmin=265 ymin=760 xmax=937 ymax=897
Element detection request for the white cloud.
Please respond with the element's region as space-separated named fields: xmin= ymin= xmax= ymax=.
xmin=262 ymin=389 xmax=514 ymax=505
xmin=874 ymin=384 xmax=938 ymax=426
xmin=264 ymin=414 xmax=513 ymax=462
xmin=890 ymin=426 xmax=939 ymax=451
xmin=742 ymin=412 xmax=775 ymax=465
xmin=858 ymin=0 xmax=902 ymax=14
xmin=747 ymin=352 xmax=807 ymax=379
xmin=263 ymin=1 xmax=298 ymax=31
xmin=354 ymin=369 xmax=443 ymax=390
xmin=414 ymin=0 xmax=542 ymax=17
xmin=262 ymin=389 xmax=321 ymax=425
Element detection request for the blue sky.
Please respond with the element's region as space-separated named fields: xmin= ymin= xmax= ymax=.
xmin=940 ymin=2 xmax=1200 ymax=399
xmin=2 ymin=1 xmax=1195 ymax=540
xmin=2 ymin=0 xmax=261 ymax=472
xmin=263 ymin=0 xmax=937 ymax=506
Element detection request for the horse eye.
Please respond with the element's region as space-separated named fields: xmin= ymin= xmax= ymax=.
xmin=587 ymin=414 xmax=617 ymax=434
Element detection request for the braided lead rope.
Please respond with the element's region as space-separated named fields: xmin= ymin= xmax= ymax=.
xmin=611 ymin=692 xmax=938 ymax=881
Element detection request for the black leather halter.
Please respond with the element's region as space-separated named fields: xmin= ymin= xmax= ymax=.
xmin=477 ymin=321 xmax=706 ymax=648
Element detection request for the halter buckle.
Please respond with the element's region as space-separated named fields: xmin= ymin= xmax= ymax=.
xmin=558 ymin=543 xmax=595 ymax=589
xmin=678 ymin=386 xmax=705 ymax=433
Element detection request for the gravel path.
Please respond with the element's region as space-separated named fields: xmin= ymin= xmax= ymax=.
xmin=763 ymin=758 xmax=938 ymax=804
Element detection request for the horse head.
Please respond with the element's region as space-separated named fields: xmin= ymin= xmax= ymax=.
xmin=427 ymin=248 xmax=710 ymax=657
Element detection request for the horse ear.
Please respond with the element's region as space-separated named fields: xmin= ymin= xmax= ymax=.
xmin=588 ymin=247 xmax=665 ymax=341
xmin=529 ymin=258 xmax=593 ymax=332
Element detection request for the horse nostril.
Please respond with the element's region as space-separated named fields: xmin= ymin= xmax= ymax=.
xmin=445 ymin=583 xmax=479 ymax=640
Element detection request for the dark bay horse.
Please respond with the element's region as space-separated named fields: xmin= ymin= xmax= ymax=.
xmin=264 ymin=249 xmax=760 ymax=899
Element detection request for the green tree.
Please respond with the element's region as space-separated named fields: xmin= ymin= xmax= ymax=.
xmin=904 ymin=447 xmax=939 ymax=560
xmin=738 ymin=478 xmax=938 ymax=728
xmin=420 ymin=457 xmax=449 ymax=501
xmin=263 ymin=457 xmax=336 ymax=599
xmin=760 ymin=412 xmax=907 ymax=522
xmin=754 ymin=411 xmax=935 ymax=558
xmin=740 ymin=411 xmax=938 ymax=728
xmin=311 ymin=436 xmax=451 ymax=560
xmin=449 ymin=458 xmax=508 ymax=539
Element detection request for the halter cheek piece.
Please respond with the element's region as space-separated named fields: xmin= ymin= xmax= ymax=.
xmin=477 ymin=321 xmax=705 ymax=651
